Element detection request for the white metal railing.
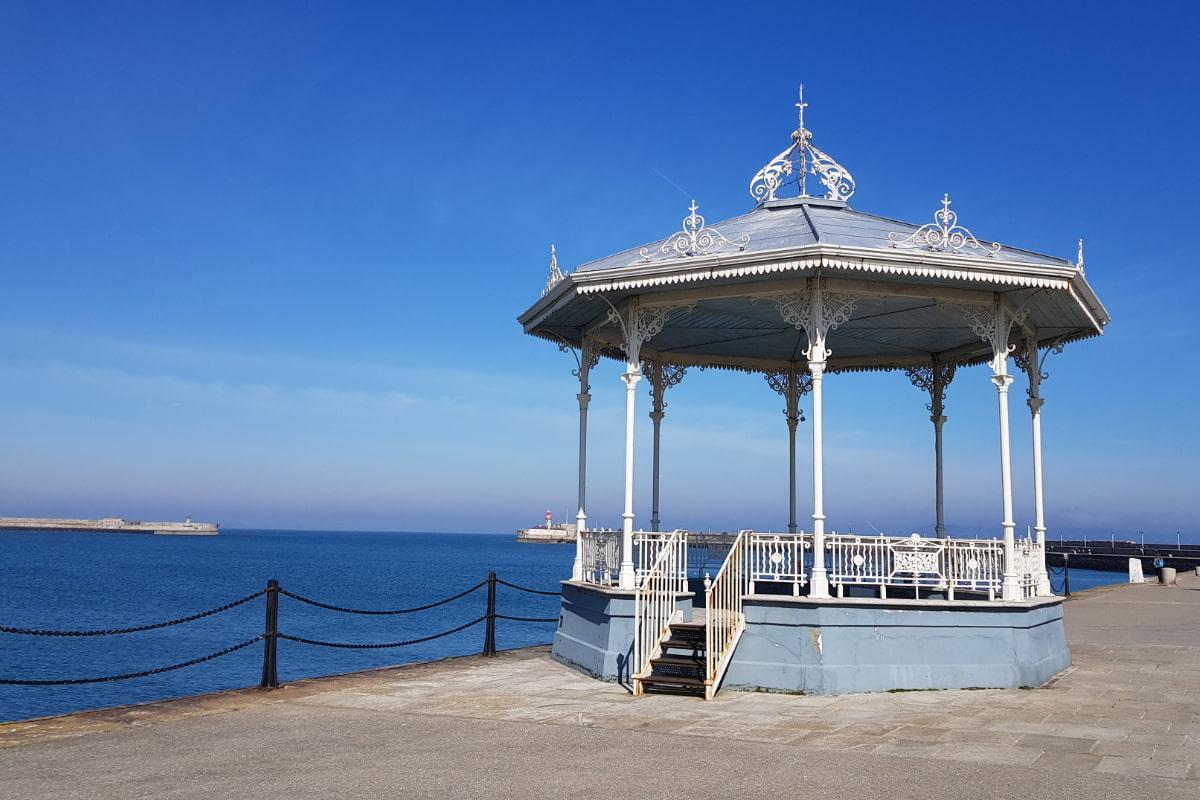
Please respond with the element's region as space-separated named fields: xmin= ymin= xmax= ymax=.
xmin=746 ymin=532 xmax=810 ymax=596
xmin=827 ymin=532 xmax=1005 ymax=600
xmin=1012 ymin=535 xmax=1042 ymax=599
xmin=704 ymin=529 xmax=748 ymax=700
xmin=579 ymin=528 xmax=621 ymax=585
xmin=633 ymin=529 xmax=685 ymax=696
xmin=635 ymin=530 xmax=688 ymax=591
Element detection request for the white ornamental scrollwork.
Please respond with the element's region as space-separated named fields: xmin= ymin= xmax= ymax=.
xmin=894 ymin=533 xmax=940 ymax=574
xmin=541 ymin=244 xmax=565 ymax=296
xmin=606 ymin=301 xmax=694 ymax=364
xmin=641 ymin=200 xmax=749 ymax=261
xmin=771 ymin=285 xmax=859 ymax=363
xmin=889 ymin=194 xmax=1001 ymax=257
xmin=938 ymin=300 xmax=1031 ymax=374
xmin=773 ymin=292 xmax=812 ymax=331
xmin=749 ymin=86 xmax=856 ymax=204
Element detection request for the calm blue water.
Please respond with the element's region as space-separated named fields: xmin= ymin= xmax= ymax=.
xmin=0 ymin=529 xmax=571 ymax=722
xmin=0 ymin=529 xmax=1126 ymax=722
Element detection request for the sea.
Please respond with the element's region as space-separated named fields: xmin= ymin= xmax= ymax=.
xmin=0 ymin=528 xmax=1124 ymax=723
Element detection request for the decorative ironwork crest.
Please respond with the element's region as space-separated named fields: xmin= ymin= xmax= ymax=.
xmin=542 ymin=244 xmax=565 ymax=296
xmin=904 ymin=360 xmax=957 ymax=417
xmin=889 ymin=194 xmax=1001 ymax=257
xmin=605 ymin=301 xmax=694 ymax=363
xmin=749 ymin=86 xmax=856 ymax=204
xmin=644 ymin=360 xmax=687 ymax=409
xmin=765 ymin=370 xmax=813 ymax=398
xmin=641 ymin=200 xmax=749 ymax=261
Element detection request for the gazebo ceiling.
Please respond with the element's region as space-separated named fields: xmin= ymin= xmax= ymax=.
xmin=518 ymin=94 xmax=1109 ymax=375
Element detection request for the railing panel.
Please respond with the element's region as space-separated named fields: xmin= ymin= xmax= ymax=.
xmin=704 ymin=530 xmax=748 ymax=700
xmin=632 ymin=529 xmax=684 ymax=695
xmin=579 ymin=529 xmax=621 ymax=585
xmin=746 ymin=533 xmax=809 ymax=595
xmin=827 ymin=533 xmax=1005 ymax=599
xmin=634 ymin=530 xmax=688 ymax=591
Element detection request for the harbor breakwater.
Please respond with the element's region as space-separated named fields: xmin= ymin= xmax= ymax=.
xmin=0 ymin=517 xmax=218 ymax=536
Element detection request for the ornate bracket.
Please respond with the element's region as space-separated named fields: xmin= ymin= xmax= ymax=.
xmin=644 ymin=359 xmax=687 ymax=411
xmin=641 ymin=200 xmax=749 ymax=261
xmin=904 ymin=359 xmax=957 ymax=418
xmin=749 ymin=86 xmax=855 ymax=204
xmin=772 ymin=281 xmax=859 ymax=363
xmin=765 ymin=368 xmax=812 ymax=424
xmin=939 ymin=299 xmax=1030 ymax=375
xmin=1014 ymin=334 xmax=1066 ymax=403
xmin=542 ymin=244 xmax=565 ymax=296
xmin=605 ymin=301 xmax=694 ymax=367
xmin=889 ymin=194 xmax=1001 ymax=258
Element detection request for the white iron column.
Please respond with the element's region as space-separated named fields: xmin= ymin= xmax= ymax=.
xmin=773 ymin=282 xmax=856 ymax=599
xmin=993 ymin=368 xmax=1019 ymax=600
xmin=1022 ymin=336 xmax=1052 ymax=595
xmin=949 ymin=298 xmax=1024 ymax=601
xmin=608 ymin=301 xmax=681 ymax=590
xmin=571 ymin=339 xmax=595 ymax=581
xmin=619 ymin=364 xmax=641 ymax=590
xmin=809 ymin=354 xmax=830 ymax=598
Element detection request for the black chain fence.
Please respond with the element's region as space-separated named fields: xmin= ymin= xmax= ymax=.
xmin=0 ymin=572 xmax=559 ymax=688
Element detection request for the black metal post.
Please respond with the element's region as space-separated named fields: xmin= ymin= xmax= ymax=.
xmin=260 ymin=579 xmax=279 ymax=688
xmin=483 ymin=571 xmax=497 ymax=657
xmin=1062 ymin=554 xmax=1071 ymax=597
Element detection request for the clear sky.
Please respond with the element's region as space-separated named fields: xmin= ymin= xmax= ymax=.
xmin=0 ymin=2 xmax=1197 ymax=538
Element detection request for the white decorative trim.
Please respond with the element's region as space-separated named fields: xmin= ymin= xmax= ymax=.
xmin=606 ymin=301 xmax=695 ymax=365
xmin=572 ymin=251 xmax=1074 ymax=295
xmin=641 ymin=200 xmax=749 ymax=261
xmin=889 ymin=195 xmax=1000 ymax=257
xmin=749 ymin=86 xmax=855 ymax=203
xmin=939 ymin=299 xmax=1030 ymax=375
xmin=542 ymin=244 xmax=565 ymax=296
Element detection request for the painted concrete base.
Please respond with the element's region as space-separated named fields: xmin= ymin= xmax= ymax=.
xmin=551 ymin=581 xmax=692 ymax=685
xmin=724 ymin=595 xmax=1070 ymax=695
xmin=551 ymin=582 xmax=1070 ymax=695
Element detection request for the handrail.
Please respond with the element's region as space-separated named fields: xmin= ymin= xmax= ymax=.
xmin=632 ymin=529 xmax=684 ymax=696
xmin=704 ymin=529 xmax=748 ymax=700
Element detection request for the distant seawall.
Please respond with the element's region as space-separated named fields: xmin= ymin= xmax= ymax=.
xmin=0 ymin=517 xmax=219 ymax=536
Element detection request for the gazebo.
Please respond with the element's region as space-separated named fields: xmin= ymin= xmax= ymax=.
xmin=517 ymin=89 xmax=1108 ymax=698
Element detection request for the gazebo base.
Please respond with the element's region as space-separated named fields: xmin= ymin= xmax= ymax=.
xmin=551 ymin=582 xmax=1070 ymax=695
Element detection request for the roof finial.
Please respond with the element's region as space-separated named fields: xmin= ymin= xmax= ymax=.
xmin=542 ymin=243 xmax=565 ymax=296
xmin=750 ymin=86 xmax=855 ymax=204
xmin=1077 ymin=238 xmax=1085 ymax=272
xmin=795 ymin=85 xmax=809 ymax=198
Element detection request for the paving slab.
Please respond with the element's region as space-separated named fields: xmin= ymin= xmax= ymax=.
xmin=1 ymin=573 xmax=1199 ymax=798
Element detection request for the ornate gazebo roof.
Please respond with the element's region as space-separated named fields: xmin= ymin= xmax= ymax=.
xmin=519 ymin=91 xmax=1108 ymax=375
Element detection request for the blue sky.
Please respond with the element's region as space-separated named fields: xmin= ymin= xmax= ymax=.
xmin=0 ymin=2 xmax=1197 ymax=538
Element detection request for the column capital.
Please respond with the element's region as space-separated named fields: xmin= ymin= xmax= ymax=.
xmin=620 ymin=370 xmax=642 ymax=388
xmin=930 ymin=414 xmax=948 ymax=425
xmin=576 ymin=391 xmax=591 ymax=406
xmin=648 ymin=409 xmax=664 ymax=422
xmin=808 ymin=359 xmax=827 ymax=377
xmin=1027 ymin=396 xmax=1045 ymax=412
xmin=990 ymin=373 xmax=1015 ymax=391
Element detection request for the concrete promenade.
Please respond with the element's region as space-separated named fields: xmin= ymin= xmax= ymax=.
xmin=2 ymin=576 xmax=1198 ymax=799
